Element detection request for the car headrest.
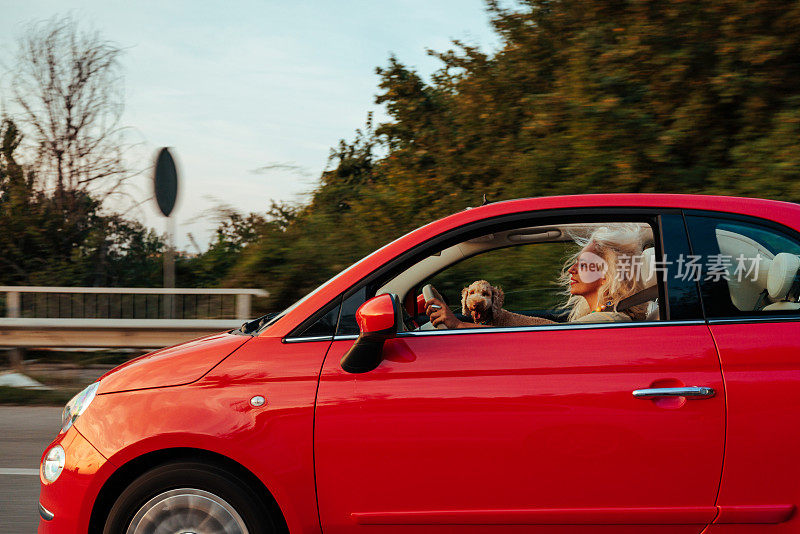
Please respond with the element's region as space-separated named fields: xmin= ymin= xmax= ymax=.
xmin=639 ymin=247 xmax=656 ymax=288
xmin=715 ymin=229 xmax=773 ymax=310
xmin=768 ymin=253 xmax=800 ymax=300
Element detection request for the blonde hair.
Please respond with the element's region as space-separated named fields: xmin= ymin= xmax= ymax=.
xmin=559 ymin=224 xmax=650 ymax=321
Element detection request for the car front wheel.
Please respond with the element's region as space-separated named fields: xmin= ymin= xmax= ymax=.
xmin=103 ymin=461 xmax=275 ymax=534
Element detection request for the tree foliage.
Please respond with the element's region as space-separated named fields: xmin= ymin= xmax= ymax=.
xmin=225 ymin=0 xmax=800 ymax=310
xmin=0 ymin=118 xmax=163 ymax=287
xmin=6 ymin=3 xmax=800 ymax=306
xmin=0 ymin=17 xmax=162 ymax=288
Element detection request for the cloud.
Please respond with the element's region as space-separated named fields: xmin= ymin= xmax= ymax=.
xmin=250 ymin=161 xmax=312 ymax=178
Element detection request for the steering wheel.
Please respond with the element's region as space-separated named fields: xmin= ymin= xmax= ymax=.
xmin=421 ymin=284 xmax=448 ymax=330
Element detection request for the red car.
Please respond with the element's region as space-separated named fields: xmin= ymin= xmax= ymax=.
xmin=39 ymin=194 xmax=800 ymax=534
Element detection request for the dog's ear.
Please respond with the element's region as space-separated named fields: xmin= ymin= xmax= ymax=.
xmin=491 ymin=285 xmax=504 ymax=316
xmin=461 ymin=287 xmax=469 ymax=315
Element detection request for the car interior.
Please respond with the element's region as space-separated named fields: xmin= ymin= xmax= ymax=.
xmin=375 ymin=222 xmax=661 ymax=330
xmin=715 ymin=226 xmax=800 ymax=313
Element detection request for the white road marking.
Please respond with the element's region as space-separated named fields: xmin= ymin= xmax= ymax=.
xmin=0 ymin=468 xmax=39 ymax=476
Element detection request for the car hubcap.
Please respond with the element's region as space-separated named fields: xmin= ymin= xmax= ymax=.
xmin=126 ymin=488 xmax=249 ymax=534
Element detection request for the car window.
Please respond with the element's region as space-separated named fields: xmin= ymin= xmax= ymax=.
xmin=336 ymin=286 xmax=368 ymax=336
xmin=334 ymin=219 xmax=671 ymax=335
xmin=295 ymin=301 xmax=340 ymax=338
xmin=428 ymin=242 xmax=570 ymax=322
xmin=686 ymin=214 xmax=800 ymax=318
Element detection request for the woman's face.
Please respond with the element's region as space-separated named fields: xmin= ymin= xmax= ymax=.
xmin=568 ymin=247 xmax=607 ymax=297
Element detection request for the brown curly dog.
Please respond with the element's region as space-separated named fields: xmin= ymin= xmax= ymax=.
xmin=461 ymin=280 xmax=554 ymax=327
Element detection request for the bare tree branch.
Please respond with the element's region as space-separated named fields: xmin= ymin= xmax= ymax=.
xmin=10 ymin=15 xmax=132 ymax=210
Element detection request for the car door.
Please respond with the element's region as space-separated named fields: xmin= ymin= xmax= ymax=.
xmin=685 ymin=213 xmax=800 ymax=532
xmin=314 ymin=213 xmax=725 ymax=534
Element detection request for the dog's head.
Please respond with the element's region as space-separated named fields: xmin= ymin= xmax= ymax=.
xmin=461 ymin=280 xmax=504 ymax=324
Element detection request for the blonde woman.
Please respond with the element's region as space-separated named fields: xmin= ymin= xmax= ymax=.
xmin=561 ymin=223 xmax=650 ymax=323
xmin=425 ymin=223 xmax=650 ymax=328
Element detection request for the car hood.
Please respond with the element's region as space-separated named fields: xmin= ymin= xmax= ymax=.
xmin=97 ymin=332 xmax=251 ymax=394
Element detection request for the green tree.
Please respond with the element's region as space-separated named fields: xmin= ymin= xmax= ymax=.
xmin=0 ymin=117 xmax=164 ymax=287
xmin=226 ymin=0 xmax=800 ymax=310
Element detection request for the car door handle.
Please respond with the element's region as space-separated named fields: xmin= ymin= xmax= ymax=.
xmin=632 ymin=386 xmax=715 ymax=399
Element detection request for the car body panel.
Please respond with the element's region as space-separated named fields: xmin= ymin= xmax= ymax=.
xmin=74 ymin=335 xmax=327 ymax=534
xmin=96 ymin=332 xmax=249 ymax=394
xmin=704 ymin=322 xmax=800 ymax=533
xmin=38 ymin=426 xmax=113 ymax=533
xmin=315 ymin=323 xmax=724 ymax=534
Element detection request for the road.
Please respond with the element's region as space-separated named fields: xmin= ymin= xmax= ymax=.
xmin=0 ymin=406 xmax=61 ymax=534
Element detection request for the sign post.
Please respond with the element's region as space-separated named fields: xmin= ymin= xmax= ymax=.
xmin=154 ymin=147 xmax=179 ymax=318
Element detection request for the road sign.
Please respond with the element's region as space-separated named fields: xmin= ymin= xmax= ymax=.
xmin=154 ymin=147 xmax=178 ymax=217
xmin=154 ymin=147 xmax=178 ymax=306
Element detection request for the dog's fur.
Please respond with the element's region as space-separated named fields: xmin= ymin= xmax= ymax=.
xmin=461 ymin=280 xmax=554 ymax=327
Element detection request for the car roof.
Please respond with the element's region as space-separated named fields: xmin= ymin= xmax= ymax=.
xmin=263 ymin=194 xmax=800 ymax=338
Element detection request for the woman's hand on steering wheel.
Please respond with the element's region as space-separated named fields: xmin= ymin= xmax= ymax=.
xmin=425 ymin=297 xmax=461 ymax=329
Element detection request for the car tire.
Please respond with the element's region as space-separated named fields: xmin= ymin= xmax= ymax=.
xmin=102 ymin=461 xmax=276 ymax=534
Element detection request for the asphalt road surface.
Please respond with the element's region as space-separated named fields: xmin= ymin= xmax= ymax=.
xmin=0 ymin=406 xmax=61 ymax=534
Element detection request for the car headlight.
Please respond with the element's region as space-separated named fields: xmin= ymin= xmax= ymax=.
xmin=41 ymin=445 xmax=65 ymax=483
xmin=61 ymin=382 xmax=100 ymax=434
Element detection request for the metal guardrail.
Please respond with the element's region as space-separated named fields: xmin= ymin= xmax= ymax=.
xmin=0 ymin=287 xmax=269 ymax=354
xmin=1 ymin=286 xmax=268 ymax=321
xmin=0 ymin=318 xmax=247 ymax=348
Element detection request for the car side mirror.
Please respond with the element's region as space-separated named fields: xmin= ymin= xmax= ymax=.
xmin=340 ymin=293 xmax=401 ymax=374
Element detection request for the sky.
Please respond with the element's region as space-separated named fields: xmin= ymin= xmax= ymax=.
xmin=0 ymin=1 xmax=500 ymax=251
